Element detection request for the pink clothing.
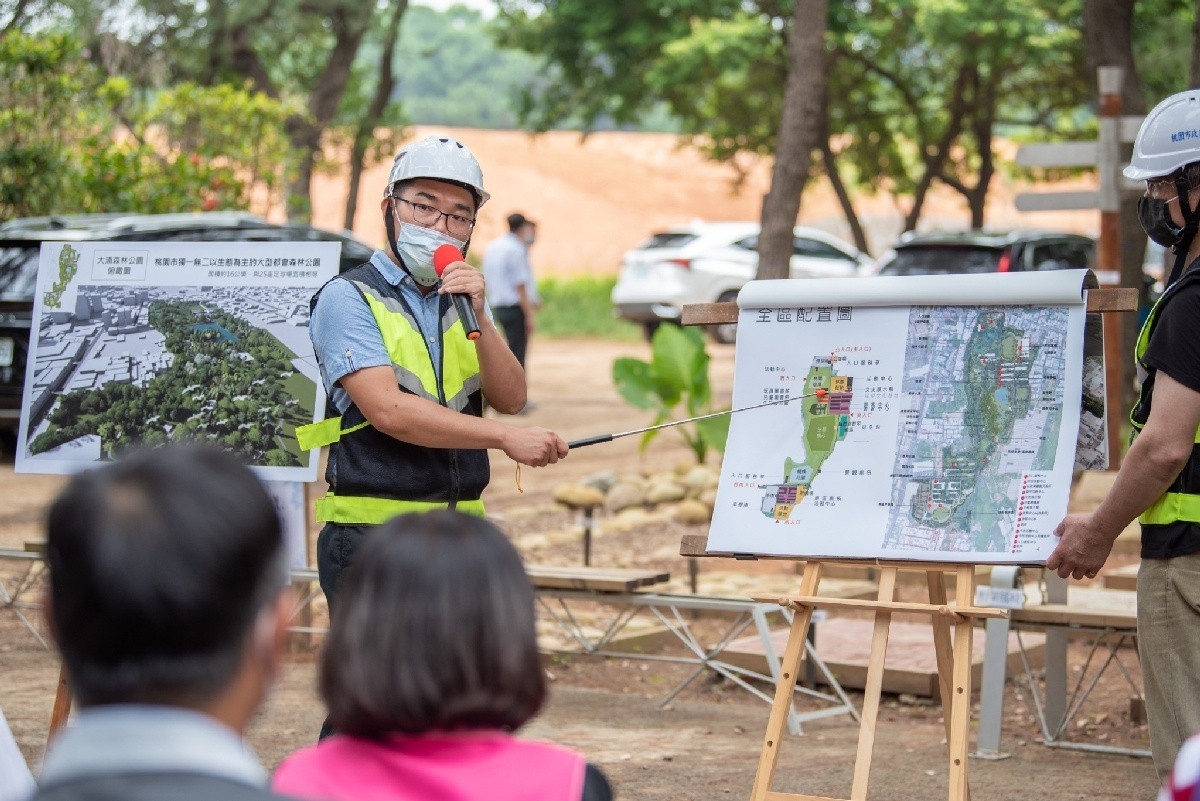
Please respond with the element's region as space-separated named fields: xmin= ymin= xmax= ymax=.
xmin=273 ymin=730 xmax=586 ymax=801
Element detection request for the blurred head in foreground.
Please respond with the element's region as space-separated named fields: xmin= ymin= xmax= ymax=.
xmin=321 ymin=510 xmax=545 ymax=737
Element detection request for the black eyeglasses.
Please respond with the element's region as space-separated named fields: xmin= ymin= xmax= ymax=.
xmin=392 ymin=197 xmax=476 ymax=238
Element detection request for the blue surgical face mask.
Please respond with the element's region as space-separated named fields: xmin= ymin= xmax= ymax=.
xmin=394 ymin=220 xmax=465 ymax=286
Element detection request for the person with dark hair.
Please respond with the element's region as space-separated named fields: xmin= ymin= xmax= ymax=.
xmin=483 ymin=211 xmax=540 ymax=402
xmin=31 ymin=445 xmax=295 ymax=801
xmin=298 ymin=136 xmax=567 ymax=616
xmin=272 ymin=511 xmax=612 ymax=801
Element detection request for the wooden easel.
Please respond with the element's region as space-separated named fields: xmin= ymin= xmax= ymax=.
xmin=678 ymin=287 xmax=1136 ymax=800
xmin=680 ymin=535 xmax=1006 ymax=801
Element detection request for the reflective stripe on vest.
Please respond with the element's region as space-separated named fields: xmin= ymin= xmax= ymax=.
xmin=354 ymin=280 xmax=482 ymax=412
xmin=1141 ymin=492 xmax=1200 ymax=525
xmin=314 ymin=492 xmax=486 ymax=524
xmin=296 ymin=417 xmax=370 ymax=450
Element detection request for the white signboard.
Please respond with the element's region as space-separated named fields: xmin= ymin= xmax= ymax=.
xmin=708 ymin=271 xmax=1089 ymax=564
xmin=15 ymin=241 xmax=337 ymax=481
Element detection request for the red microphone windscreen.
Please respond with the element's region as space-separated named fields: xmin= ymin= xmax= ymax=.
xmin=433 ymin=244 xmax=463 ymax=277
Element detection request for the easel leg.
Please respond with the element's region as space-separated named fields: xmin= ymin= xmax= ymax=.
xmin=929 ymin=571 xmax=972 ymax=801
xmin=750 ymin=562 xmax=823 ymax=801
xmin=947 ymin=565 xmax=977 ymax=801
xmin=849 ymin=567 xmax=897 ymax=801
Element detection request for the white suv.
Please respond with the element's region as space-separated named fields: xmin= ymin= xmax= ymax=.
xmin=611 ymin=221 xmax=871 ymax=343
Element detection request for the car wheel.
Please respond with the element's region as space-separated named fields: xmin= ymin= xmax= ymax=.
xmin=709 ymin=292 xmax=739 ymax=344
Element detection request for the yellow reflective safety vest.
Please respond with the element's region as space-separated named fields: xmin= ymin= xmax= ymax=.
xmin=296 ymin=263 xmax=488 ymax=524
xmin=1131 ymin=269 xmax=1200 ymax=536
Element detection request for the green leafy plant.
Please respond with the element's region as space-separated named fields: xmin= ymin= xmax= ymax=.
xmin=612 ymin=324 xmax=729 ymax=463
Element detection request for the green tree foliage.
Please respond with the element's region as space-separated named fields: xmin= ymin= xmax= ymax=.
xmin=390 ymin=5 xmax=539 ymax=128
xmin=0 ymin=29 xmax=296 ymax=220
xmin=493 ymin=0 xmax=1094 ymax=232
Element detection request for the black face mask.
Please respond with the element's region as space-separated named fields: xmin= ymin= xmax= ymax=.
xmin=1138 ymin=196 xmax=1186 ymax=249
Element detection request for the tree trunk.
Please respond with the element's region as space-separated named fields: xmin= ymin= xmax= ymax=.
xmin=758 ymin=0 xmax=830 ymax=280
xmin=821 ymin=139 xmax=869 ymax=254
xmin=345 ymin=0 xmax=408 ymax=231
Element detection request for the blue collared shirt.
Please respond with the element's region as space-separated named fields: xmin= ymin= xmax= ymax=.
xmin=38 ymin=705 xmax=267 ymax=789
xmin=310 ymin=250 xmax=467 ymax=414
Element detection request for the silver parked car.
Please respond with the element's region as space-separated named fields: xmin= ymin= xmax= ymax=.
xmin=611 ymin=221 xmax=872 ymax=343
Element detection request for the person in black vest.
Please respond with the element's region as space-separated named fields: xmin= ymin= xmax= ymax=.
xmin=32 ymin=445 xmax=295 ymax=801
xmin=299 ymin=136 xmax=568 ymax=614
xmin=1048 ymin=90 xmax=1200 ymax=781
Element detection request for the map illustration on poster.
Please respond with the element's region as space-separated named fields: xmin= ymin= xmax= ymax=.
xmin=708 ymin=271 xmax=1091 ymax=564
xmin=15 ymin=241 xmax=339 ymax=481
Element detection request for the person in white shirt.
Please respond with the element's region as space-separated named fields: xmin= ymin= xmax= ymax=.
xmin=483 ymin=214 xmax=539 ymax=396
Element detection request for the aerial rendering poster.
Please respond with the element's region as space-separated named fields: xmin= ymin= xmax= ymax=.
xmin=15 ymin=241 xmax=339 ymax=481
xmin=708 ymin=270 xmax=1091 ymax=564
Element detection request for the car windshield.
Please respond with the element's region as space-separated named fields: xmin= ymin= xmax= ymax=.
xmin=0 ymin=244 xmax=40 ymax=302
xmin=638 ymin=232 xmax=698 ymax=249
xmin=879 ymin=246 xmax=1003 ymax=276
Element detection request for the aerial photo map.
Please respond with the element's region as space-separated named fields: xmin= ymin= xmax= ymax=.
xmin=16 ymin=241 xmax=338 ymax=481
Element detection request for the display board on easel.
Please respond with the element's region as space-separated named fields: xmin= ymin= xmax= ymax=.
xmin=679 ymin=271 xmax=1128 ymax=801
xmin=708 ymin=269 xmax=1103 ymax=563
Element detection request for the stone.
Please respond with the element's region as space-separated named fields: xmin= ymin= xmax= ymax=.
xmin=699 ymin=488 xmax=718 ymax=509
xmin=675 ymin=498 xmax=712 ymax=524
xmin=646 ymin=481 xmax=686 ymax=505
xmin=604 ymin=483 xmax=645 ymax=513
xmin=581 ymin=470 xmax=619 ymax=494
xmin=552 ymin=483 xmax=605 ymax=509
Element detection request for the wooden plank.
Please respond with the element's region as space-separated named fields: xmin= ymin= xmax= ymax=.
xmin=850 ymin=567 xmax=897 ymax=800
xmin=1015 ymin=190 xmax=1100 ymax=212
xmin=679 ymin=289 xmax=1137 ymax=332
xmin=1015 ymin=142 xmax=1098 ymax=168
xmin=750 ymin=594 xmax=1009 ymax=619
xmin=1102 ymin=563 xmax=1138 ymax=592
xmin=1086 ymin=288 xmax=1138 ymax=313
xmin=948 ymin=565 xmax=975 ymax=801
xmin=751 ymin=562 xmax=823 ymax=801
xmin=526 ymin=566 xmax=670 ymax=593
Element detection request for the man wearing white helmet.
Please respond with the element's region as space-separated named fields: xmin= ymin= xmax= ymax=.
xmin=297 ymin=135 xmax=569 ymax=622
xmin=1048 ymin=90 xmax=1200 ymax=779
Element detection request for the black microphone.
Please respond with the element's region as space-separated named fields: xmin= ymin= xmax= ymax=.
xmin=433 ymin=244 xmax=481 ymax=341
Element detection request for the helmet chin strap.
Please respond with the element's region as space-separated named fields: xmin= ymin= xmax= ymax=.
xmin=1168 ymin=173 xmax=1200 ymax=287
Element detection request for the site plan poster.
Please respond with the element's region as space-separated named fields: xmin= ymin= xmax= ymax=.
xmin=708 ymin=271 xmax=1090 ymax=564
xmin=15 ymin=241 xmax=338 ymax=482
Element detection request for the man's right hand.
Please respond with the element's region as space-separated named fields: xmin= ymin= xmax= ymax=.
xmin=501 ymin=427 xmax=568 ymax=466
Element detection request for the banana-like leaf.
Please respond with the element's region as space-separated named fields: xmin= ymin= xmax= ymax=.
xmin=612 ymin=357 xmax=660 ymax=410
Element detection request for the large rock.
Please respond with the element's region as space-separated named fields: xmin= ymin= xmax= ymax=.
xmin=699 ymin=488 xmax=718 ymax=509
xmin=604 ymin=483 xmax=645 ymax=513
xmin=675 ymin=498 xmax=712 ymax=524
xmin=553 ymin=483 xmax=605 ymax=509
xmin=683 ymin=465 xmax=718 ymax=498
xmin=646 ymin=480 xmax=686 ymax=505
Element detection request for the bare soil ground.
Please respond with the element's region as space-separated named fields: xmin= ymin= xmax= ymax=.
xmin=0 ymin=339 xmax=1160 ymax=800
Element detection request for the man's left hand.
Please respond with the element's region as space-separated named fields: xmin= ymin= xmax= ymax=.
xmin=1046 ymin=513 xmax=1116 ymax=580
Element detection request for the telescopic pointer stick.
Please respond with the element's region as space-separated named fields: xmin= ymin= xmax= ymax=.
xmin=567 ymin=388 xmax=829 ymax=449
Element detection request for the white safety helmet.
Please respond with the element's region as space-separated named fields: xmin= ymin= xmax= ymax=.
xmin=384 ymin=135 xmax=490 ymax=208
xmin=1125 ymin=90 xmax=1200 ymax=180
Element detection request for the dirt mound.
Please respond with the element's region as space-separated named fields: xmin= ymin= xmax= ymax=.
xmin=308 ymin=127 xmax=1101 ymax=278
